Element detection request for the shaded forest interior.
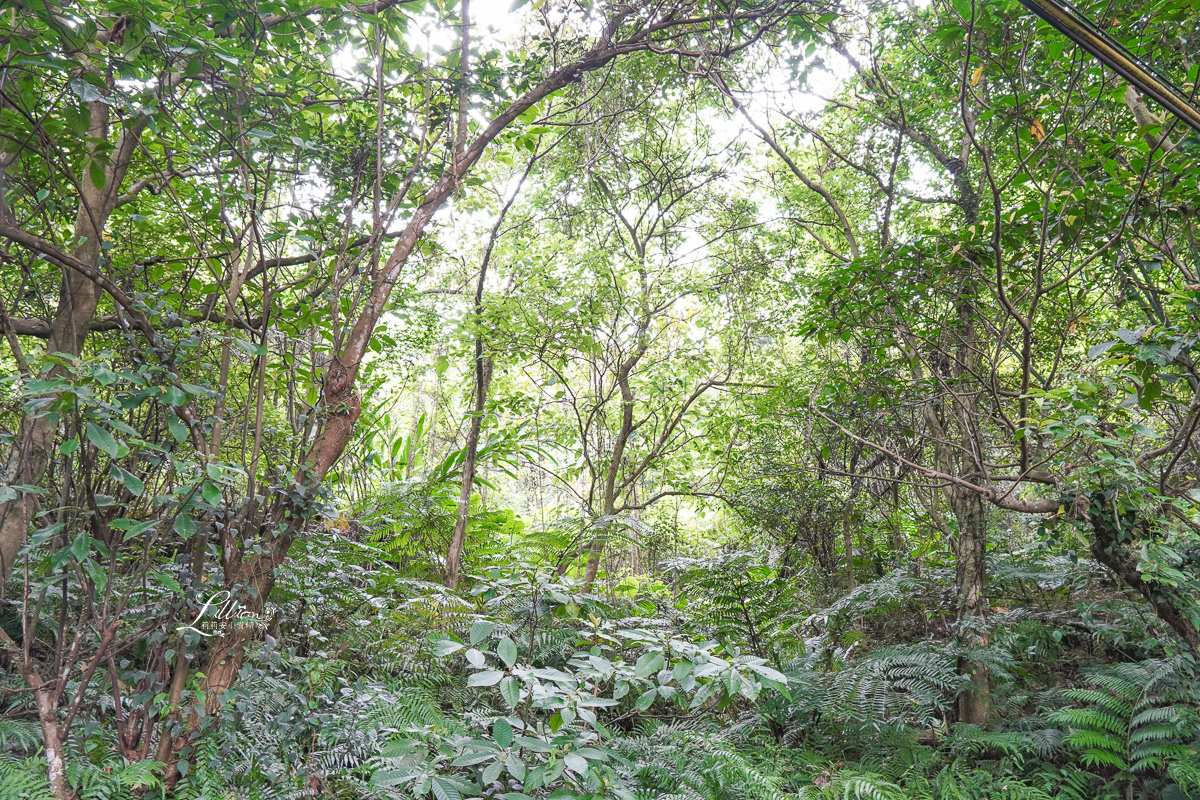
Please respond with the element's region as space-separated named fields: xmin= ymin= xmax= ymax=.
xmin=2 ymin=0 xmax=1200 ymax=798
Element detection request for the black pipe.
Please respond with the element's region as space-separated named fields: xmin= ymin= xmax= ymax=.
xmin=1014 ymin=0 xmax=1200 ymax=134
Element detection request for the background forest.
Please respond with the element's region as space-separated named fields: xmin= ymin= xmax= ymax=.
xmin=2 ymin=0 xmax=1200 ymax=798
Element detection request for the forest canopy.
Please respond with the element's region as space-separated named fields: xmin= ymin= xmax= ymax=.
xmin=2 ymin=0 xmax=1200 ymax=798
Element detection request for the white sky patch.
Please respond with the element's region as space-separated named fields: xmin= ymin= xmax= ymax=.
xmin=474 ymin=2 xmax=529 ymax=38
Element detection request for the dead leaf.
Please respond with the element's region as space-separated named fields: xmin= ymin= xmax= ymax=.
xmin=971 ymin=65 xmax=984 ymax=86
xmin=1030 ymin=119 xmax=1045 ymax=142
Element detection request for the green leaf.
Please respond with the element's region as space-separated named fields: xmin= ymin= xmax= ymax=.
xmin=89 ymin=159 xmax=107 ymax=190
xmin=499 ymin=675 xmax=520 ymax=707
xmin=234 ymin=338 xmax=268 ymax=356
xmin=531 ymin=668 xmax=574 ymax=683
xmin=162 ymin=385 xmax=188 ymax=406
xmin=110 ymin=465 xmax=145 ymax=496
xmin=505 ymin=754 xmax=526 ymax=780
xmin=482 ymin=759 xmax=505 ymax=786
xmin=86 ymin=422 xmax=121 ymax=457
xmin=634 ymin=652 xmax=665 ymax=678
xmin=167 ymin=416 xmax=188 ymax=443
xmin=173 ymin=515 xmax=196 ymax=538
xmin=635 ymin=688 xmax=656 ymax=711
xmin=432 ymin=637 xmax=466 ymax=657
xmin=431 ymin=777 xmax=462 ymax=800
xmin=563 ymin=753 xmax=588 ymax=775
xmin=202 ymin=481 xmax=222 ymax=505
xmin=746 ymin=663 xmax=787 ymax=683
xmin=470 ymin=618 xmax=496 ymax=645
xmin=493 ymin=718 xmax=513 ymax=748
xmin=497 ymin=636 xmax=518 ymax=667
xmin=71 ymin=533 xmax=92 ymax=561
xmin=121 ymin=519 xmax=158 ymax=541
xmin=468 ymin=670 xmax=504 ymax=687
xmin=453 ymin=751 xmax=497 ymax=767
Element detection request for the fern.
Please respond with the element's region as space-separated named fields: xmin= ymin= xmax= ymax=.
xmin=0 ymin=755 xmax=55 ymax=800
xmin=821 ymin=645 xmax=961 ymax=730
xmin=0 ymin=719 xmax=41 ymax=753
xmin=1050 ymin=657 xmax=1200 ymax=780
xmin=668 ymin=552 xmax=803 ymax=660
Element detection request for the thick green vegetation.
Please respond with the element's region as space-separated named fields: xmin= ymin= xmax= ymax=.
xmin=1 ymin=0 xmax=1199 ymax=798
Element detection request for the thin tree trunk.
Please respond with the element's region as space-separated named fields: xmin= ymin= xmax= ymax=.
xmin=446 ymin=353 xmax=491 ymax=589
xmin=34 ymin=682 xmax=76 ymax=800
xmin=951 ymin=488 xmax=990 ymax=725
xmin=446 ymin=68 xmax=558 ymax=589
xmin=583 ymin=364 xmax=637 ymax=586
xmin=842 ymin=508 xmax=856 ymax=592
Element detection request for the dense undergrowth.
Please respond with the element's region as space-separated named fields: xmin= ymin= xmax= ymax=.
xmin=5 ymin=522 xmax=1197 ymax=800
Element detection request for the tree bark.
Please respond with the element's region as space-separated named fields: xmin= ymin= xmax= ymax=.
xmin=583 ymin=355 xmax=639 ymax=586
xmin=1087 ymin=508 xmax=1200 ymax=652
xmin=33 ymin=679 xmax=77 ymax=800
xmin=0 ymin=104 xmax=144 ymax=592
xmin=950 ymin=487 xmax=990 ymax=725
xmin=842 ymin=508 xmax=856 ymax=592
xmin=446 ymin=355 xmax=491 ymax=589
xmin=199 ymin=528 xmax=297 ymax=714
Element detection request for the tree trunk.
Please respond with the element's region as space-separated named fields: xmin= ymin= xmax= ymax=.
xmin=1087 ymin=507 xmax=1200 ymax=652
xmin=197 ymin=531 xmax=296 ymax=714
xmin=446 ymin=356 xmax=491 ymax=589
xmin=951 ymin=488 xmax=990 ymax=725
xmin=583 ymin=372 xmax=635 ymax=586
xmin=842 ymin=508 xmax=856 ymax=592
xmin=0 ymin=105 xmax=142 ymax=590
xmin=36 ymin=688 xmax=76 ymax=800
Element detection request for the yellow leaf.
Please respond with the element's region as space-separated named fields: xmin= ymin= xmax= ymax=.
xmin=971 ymin=65 xmax=984 ymax=86
xmin=1031 ymin=119 xmax=1045 ymax=142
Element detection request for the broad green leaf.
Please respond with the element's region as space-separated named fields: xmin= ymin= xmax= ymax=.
xmin=563 ymin=753 xmax=588 ymax=775
xmin=497 ymin=636 xmax=518 ymax=667
xmin=470 ymin=619 xmax=496 ymax=645
xmin=86 ymin=422 xmax=120 ymax=457
xmin=111 ymin=466 xmax=144 ymax=496
xmin=167 ymin=416 xmax=188 ymax=443
xmin=499 ymin=675 xmax=520 ymax=707
xmin=173 ymin=515 xmax=196 ymax=538
xmin=162 ymin=385 xmax=188 ymax=406
xmin=634 ymin=652 xmax=664 ymax=678
xmin=202 ymin=481 xmax=222 ymax=505
xmin=493 ymin=718 xmax=513 ymax=748
xmin=482 ymin=759 xmax=505 ymax=786
xmin=431 ymin=777 xmax=462 ymax=800
xmin=468 ymin=670 xmax=504 ymax=687
xmin=432 ymin=638 xmax=466 ymax=657
xmin=504 ymin=753 xmax=526 ymax=780
xmin=121 ymin=519 xmax=158 ymax=541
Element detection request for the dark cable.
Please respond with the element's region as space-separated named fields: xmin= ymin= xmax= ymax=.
xmin=1015 ymin=0 xmax=1200 ymax=134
